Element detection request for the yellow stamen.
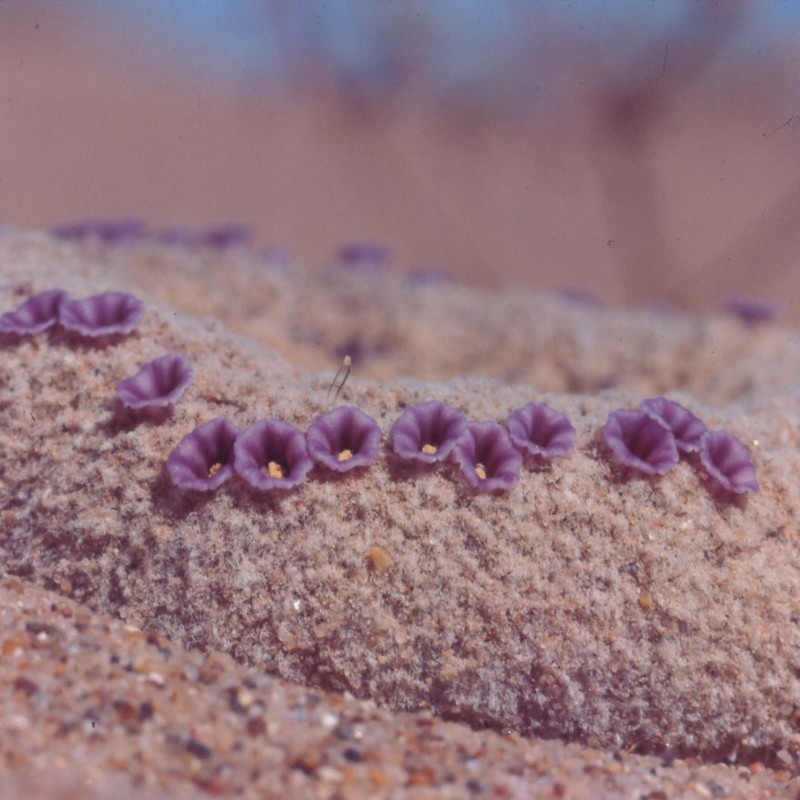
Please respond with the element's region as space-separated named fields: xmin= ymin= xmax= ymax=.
xmin=421 ymin=443 xmax=437 ymax=455
xmin=263 ymin=461 xmax=284 ymax=479
xmin=475 ymin=463 xmax=487 ymax=480
xmin=208 ymin=462 xmax=222 ymax=477
xmin=337 ymin=449 xmax=354 ymax=462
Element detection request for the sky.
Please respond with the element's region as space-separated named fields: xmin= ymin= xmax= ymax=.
xmin=3 ymin=0 xmax=800 ymax=305
xmin=98 ymin=0 xmax=800 ymax=101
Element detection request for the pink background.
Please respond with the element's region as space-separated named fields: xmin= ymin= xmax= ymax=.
xmin=2 ymin=3 xmax=800 ymax=316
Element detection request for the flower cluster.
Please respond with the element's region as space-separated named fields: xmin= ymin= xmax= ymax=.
xmin=389 ymin=400 xmax=574 ymax=492
xmin=51 ymin=217 xmax=147 ymax=245
xmin=5 ymin=288 xmax=759 ymax=502
xmin=602 ymin=397 xmax=758 ymax=495
xmin=168 ymin=399 xmax=576 ymax=495
xmin=0 ymin=288 xmax=145 ymax=339
xmin=50 ymin=217 xmax=254 ymax=251
xmin=168 ymin=406 xmax=383 ymax=493
xmin=168 ymin=396 xmax=759 ymax=499
xmin=336 ymin=241 xmax=392 ymax=275
xmin=2 ymin=288 xmax=195 ymax=420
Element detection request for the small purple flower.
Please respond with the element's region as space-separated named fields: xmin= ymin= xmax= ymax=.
xmin=257 ymin=245 xmax=292 ymax=270
xmin=391 ymin=401 xmax=467 ymax=464
xmin=640 ymin=397 xmax=707 ymax=455
xmin=234 ymin=420 xmax=313 ymax=491
xmin=337 ymin=241 xmax=392 ymax=274
xmin=451 ymin=421 xmax=523 ymax=492
xmin=0 ymin=288 xmax=67 ymax=335
xmin=59 ymin=291 xmax=145 ymax=338
xmin=557 ymin=287 xmax=606 ymax=308
xmin=505 ymin=402 xmax=575 ymax=459
xmin=699 ymin=430 xmax=759 ymax=495
xmin=51 ymin=217 xmax=147 ymax=244
xmin=721 ymin=295 xmax=777 ymax=325
xmin=406 ymin=266 xmax=455 ymax=287
xmin=167 ymin=418 xmax=242 ymax=492
xmin=155 ymin=223 xmax=252 ymax=250
xmin=153 ymin=225 xmax=197 ymax=247
xmin=117 ymin=354 xmax=194 ymax=412
xmin=196 ymin=224 xmax=252 ymax=250
xmin=307 ymin=406 xmax=381 ymax=473
xmin=602 ymin=409 xmax=679 ymax=476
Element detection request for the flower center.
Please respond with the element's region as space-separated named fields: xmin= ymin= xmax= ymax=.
xmin=421 ymin=443 xmax=437 ymax=455
xmin=475 ymin=463 xmax=487 ymax=480
xmin=337 ymin=449 xmax=354 ymax=462
xmin=263 ymin=461 xmax=285 ymax=479
xmin=208 ymin=462 xmax=222 ymax=477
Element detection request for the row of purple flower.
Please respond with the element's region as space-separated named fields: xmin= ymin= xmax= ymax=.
xmin=164 ymin=397 xmax=758 ymax=496
xmin=0 ymin=288 xmax=144 ymax=338
xmin=2 ymin=289 xmax=758 ymax=496
xmin=166 ymin=400 xmax=573 ymax=494
xmin=44 ymin=217 xmax=781 ymax=320
xmin=602 ymin=400 xmax=758 ymax=495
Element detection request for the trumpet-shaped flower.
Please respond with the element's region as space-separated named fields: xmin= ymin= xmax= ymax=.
xmin=0 ymin=289 xmax=67 ymax=335
xmin=234 ymin=420 xmax=313 ymax=491
xmin=117 ymin=354 xmax=194 ymax=411
xmin=451 ymin=421 xmax=522 ymax=492
xmin=640 ymin=397 xmax=706 ymax=455
xmin=167 ymin=418 xmax=241 ymax=492
xmin=602 ymin=409 xmax=678 ymax=476
xmin=391 ymin=401 xmax=467 ymax=464
xmin=307 ymin=406 xmax=381 ymax=472
xmin=505 ymin=402 xmax=575 ymax=459
xmin=699 ymin=430 xmax=759 ymax=495
xmin=59 ymin=291 xmax=145 ymax=338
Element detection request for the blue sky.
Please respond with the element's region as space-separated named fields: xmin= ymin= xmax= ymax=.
xmin=102 ymin=1 xmax=800 ymax=96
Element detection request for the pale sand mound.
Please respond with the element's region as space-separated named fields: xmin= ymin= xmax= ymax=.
xmin=1 ymin=229 xmax=799 ymax=795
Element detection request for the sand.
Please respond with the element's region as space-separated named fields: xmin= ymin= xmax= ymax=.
xmin=1 ymin=228 xmax=799 ymax=797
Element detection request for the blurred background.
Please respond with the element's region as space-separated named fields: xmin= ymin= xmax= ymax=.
xmin=1 ymin=0 xmax=800 ymax=315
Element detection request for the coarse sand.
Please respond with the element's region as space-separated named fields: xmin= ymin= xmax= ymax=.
xmin=0 ymin=575 xmax=795 ymax=800
xmin=1 ymin=228 xmax=799 ymax=797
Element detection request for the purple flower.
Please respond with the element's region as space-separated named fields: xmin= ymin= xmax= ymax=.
xmin=154 ymin=223 xmax=251 ymax=250
xmin=153 ymin=225 xmax=197 ymax=247
xmin=307 ymin=406 xmax=381 ymax=472
xmin=557 ymin=287 xmax=606 ymax=308
xmin=0 ymin=289 xmax=67 ymax=335
xmin=167 ymin=418 xmax=242 ymax=492
xmin=391 ymin=401 xmax=467 ymax=464
xmin=117 ymin=354 xmax=194 ymax=412
xmin=234 ymin=420 xmax=313 ymax=491
xmin=337 ymin=241 xmax=392 ymax=274
xmin=721 ymin=295 xmax=777 ymax=325
xmin=406 ymin=266 xmax=455 ymax=287
xmin=640 ymin=397 xmax=707 ymax=455
xmin=51 ymin=217 xmax=147 ymax=244
xmin=451 ymin=421 xmax=523 ymax=492
xmin=699 ymin=430 xmax=759 ymax=495
xmin=601 ymin=409 xmax=679 ymax=476
xmin=257 ymin=246 xmax=292 ymax=270
xmin=505 ymin=402 xmax=575 ymax=459
xmin=59 ymin=291 xmax=145 ymax=338
xmin=196 ymin=224 xmax=252 ymax=250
